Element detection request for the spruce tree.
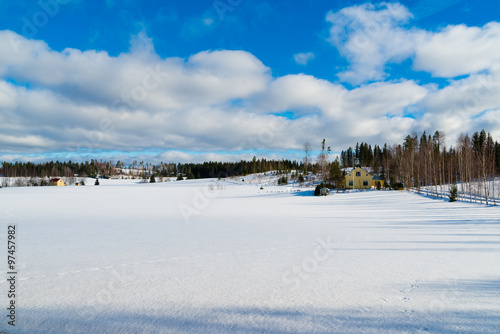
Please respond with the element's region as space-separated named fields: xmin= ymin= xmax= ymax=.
xmin=150 ymin=175 xmax=156 ymax=183
xmin=449 ymin=184 xmax=458 ymax=202
xmin=95 ymin=178 xmax=99 ymax=186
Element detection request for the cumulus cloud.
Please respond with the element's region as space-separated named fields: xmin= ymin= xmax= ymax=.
xmin=414 ymin=22 xmax=500 ymax=77
xmin=326 ymin=3 xmax=500 ymax=83
xmin=255 ymin=74 xmax=345 ymax=118
xmin=0 ymin=30 xmax=273 ymax=156
xmin=326 ymin=2 xmax=417 ymax=84
xmin=0 ymin=31 xmax=271 ymax=110
xmin=253 ymin=74 xmax=429 ymax=147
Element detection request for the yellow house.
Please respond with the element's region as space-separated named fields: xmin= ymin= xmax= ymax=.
xmin=345 ymin=167 xmax=372 ymax=189
xmin=49 ymin=178 xmax=66 ymax=186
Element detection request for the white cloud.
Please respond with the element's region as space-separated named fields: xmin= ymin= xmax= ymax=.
xmin=294 ymin=52 xmax=315 ymax=65
xmin=414 ymin=22 xmax=500 ymax=77
xmin=416 ymin=68 xmax=500 ymax=141
xmin=0 ymin=134 xmax=56 ymax=148
xmin=345 ymin=80 xmax=429 ymax=117
xmin=254 ymin=74 xmax=429 ymax=147
xmin=326 ymin=2 xmax=417 ymax=84
xmin=326 ymin=3 xmax=500 ymax=84
xmin=255 ymin=74 xmax=346 ymax=118
xmin=0 ymin=31 xmax=271 ymax=110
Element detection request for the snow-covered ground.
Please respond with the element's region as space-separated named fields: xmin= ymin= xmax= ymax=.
xmin=1 ymin=178 xmax=499 ymax=333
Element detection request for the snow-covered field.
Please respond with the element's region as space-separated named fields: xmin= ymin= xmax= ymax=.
xmin=1 ymin=178 xmax=499 ymax=333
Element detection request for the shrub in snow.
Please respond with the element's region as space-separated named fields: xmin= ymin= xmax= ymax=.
xmin=392 ymin=182 xmax=404 ymax=190
xmin=150 ymin=175 xmax=156 ymax=183
xmin=314 ymin=183 xmax=323 ymax=196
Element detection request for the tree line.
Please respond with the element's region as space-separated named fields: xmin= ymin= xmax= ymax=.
xmin=2 ymin=129 xmax=499 ymax=203
xmin=0 ymin=158 xmax=302 ymax=181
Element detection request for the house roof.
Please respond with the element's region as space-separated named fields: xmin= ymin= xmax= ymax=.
xmin=343 ymin=167 xmax=372 ymax=175
xmin=50 ymin=178 xmax=61 ymax=182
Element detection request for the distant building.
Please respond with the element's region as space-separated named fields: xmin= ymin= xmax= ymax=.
xmin=344 ymin=167 xmax=372 ymax=190
xmin=49 ymin=178 xmax=66 ymax=186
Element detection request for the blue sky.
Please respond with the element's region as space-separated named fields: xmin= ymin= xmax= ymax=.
xmin=0 ymin=0 xmax=499 ymax=164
